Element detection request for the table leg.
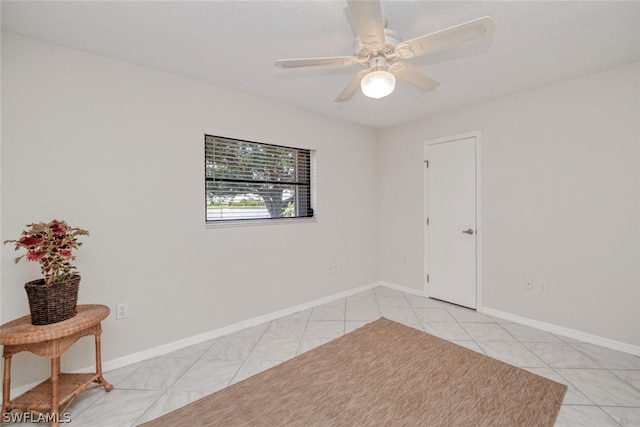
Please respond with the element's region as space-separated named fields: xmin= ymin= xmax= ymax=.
xmin=94 ymin=334 xmax=113 ymax=392
xmin=51 ymin=357 xmax=60 ymax=427
xmin=2 ymin=356 xmax=11 ymax=417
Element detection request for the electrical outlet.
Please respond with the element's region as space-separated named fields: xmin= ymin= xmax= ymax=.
xmin=116 ymin=303 xmax=129 ymax=320
xmin=523 ymin=279 xmax=534 ymax=290
xmin=328 ymin=264 xmax=344 ymax=274
xmin=402 ymin=256 xmax=408 ymax=264
xmin=539 ymin=281 xmax=548 ymax=293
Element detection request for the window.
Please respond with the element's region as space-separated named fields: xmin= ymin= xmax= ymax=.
xmin=205 ymin=134 xmax=315 ymax=223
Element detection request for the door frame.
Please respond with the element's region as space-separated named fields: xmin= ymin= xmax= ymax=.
xmin=423 ymin=131 xmax=482 ymax=310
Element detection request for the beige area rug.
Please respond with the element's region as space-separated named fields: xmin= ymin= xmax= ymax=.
xmin=142 ymin=318 xmax=567 ymax=426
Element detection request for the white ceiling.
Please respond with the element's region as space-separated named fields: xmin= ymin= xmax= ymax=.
xmin=2 ymin=1 xmax=640 ymax=128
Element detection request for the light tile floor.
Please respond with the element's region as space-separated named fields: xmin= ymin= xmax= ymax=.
xmin=5 ymin=287 xmax=640 ymax=426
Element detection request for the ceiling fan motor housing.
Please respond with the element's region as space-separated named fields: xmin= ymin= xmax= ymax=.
xmin=368 ymin=56 xmax=387 ymax=71
xmin=353 ymin=28 xmax=403 ymax=62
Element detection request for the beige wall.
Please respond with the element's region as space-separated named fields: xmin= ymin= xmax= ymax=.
xmin=1 ymin=33 xmax=380 ymax=387
xmin=3 ymin=30 xmax=640 ymax=390
xmin=379 ymin=62 xmax=640 ymax=348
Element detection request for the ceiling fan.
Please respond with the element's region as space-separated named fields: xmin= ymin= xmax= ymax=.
xmin=274 ymin=0 xmax=495 ymax=102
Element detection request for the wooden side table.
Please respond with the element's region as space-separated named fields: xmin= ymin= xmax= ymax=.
xmin=0 ymin=304 xmax=113 ymax=426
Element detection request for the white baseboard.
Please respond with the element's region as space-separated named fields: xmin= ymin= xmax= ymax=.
xmin=379 ymin=281 xmax=425 ymax=297
xmin=11 ymin=281 xmax=383 ymax=397
xmin=11 ymin=281 xmax=639 ymax=396
xmin=102 ymin=280 xmax=640 ymax=374
xmin=100 ymin=281 xmax=383 ymax=373
xmin=381 ymin=280 xmax=640 ymax=357
xmin=481 ymin=306 xmax=640 ymax=357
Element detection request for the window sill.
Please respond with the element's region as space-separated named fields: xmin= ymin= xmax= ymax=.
xmin=205 ymin=217 xmax=317 ymax=229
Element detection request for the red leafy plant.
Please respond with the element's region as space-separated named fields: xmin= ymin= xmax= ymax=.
xmin=4 ymin=220 xmax=89 ymax=285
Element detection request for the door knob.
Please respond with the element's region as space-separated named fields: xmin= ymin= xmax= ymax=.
xmin=462 ymin=228 xmax=474 ymax=235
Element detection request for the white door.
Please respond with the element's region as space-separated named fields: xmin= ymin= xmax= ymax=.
xmin=425 ymin=136 xmax=478 ymax=309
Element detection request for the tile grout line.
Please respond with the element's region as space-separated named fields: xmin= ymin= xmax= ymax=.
xmin=131 ymin=338 xmax=219 ymax=426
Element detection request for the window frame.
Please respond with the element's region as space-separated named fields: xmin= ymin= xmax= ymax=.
xmin=205 ymin=133 xmax=316 ymax=227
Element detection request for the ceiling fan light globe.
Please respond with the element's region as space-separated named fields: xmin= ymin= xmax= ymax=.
xmin=361 ymin=70 xmax=396 ymax=99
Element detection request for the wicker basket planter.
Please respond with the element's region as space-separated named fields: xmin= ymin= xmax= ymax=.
xmin=24 ymin=275 xmax=80 ymax=325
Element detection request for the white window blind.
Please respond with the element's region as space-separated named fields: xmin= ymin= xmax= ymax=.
xmin=205 ymin=135 xmax=315 ymax=223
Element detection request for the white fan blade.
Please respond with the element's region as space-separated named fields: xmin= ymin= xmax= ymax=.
xmin=402 ymin=16 xmax=496 ymax=58
xmin=335 ymin=70 xmax=369 ymax=103
xmin=346 ymin=0 xmax=385 ymax=44
xmin=275 ymin=56 xmax=360 ymax=69
xmin=393 ymin=64 xmax=439 ymax=93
